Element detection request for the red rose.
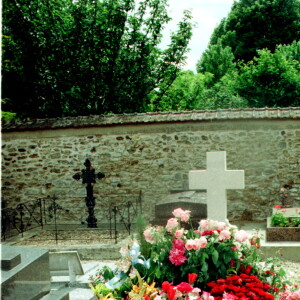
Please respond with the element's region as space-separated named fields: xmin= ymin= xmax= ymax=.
xmin=176 ymin=282 xmax=193 ymax=293
xmin=274 ymin=205 xmax=281 ymax=209
xmin=188 ymin=273 xmax=198 ymax=284
xmin=245 ymin=265 xmax=253 ymax=275
xmin=217 ymin=278 xmax=226 ymax=284
xmin=201 ymin=230 xmax=214 ymax=236
xmin=167 ymin=287 xmax=176 ymax=300
xmin=162 ymin=281 xmax=171 ymax=291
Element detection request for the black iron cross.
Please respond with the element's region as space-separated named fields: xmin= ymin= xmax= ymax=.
xmin=73 ymin=159 xmax=105 ymax=228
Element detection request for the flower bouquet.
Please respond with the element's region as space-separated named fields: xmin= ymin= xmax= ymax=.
xmin=90 ymin=208 xmax=298 ymax=300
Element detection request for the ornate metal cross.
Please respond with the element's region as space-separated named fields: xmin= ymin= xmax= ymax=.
xmin=73 ymin=159 xmax=105 ymax=228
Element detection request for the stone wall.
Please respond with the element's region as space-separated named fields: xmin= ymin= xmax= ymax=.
xmin=2 ymin=108 xmax=300 ymax=223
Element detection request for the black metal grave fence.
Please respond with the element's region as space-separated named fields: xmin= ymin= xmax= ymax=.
xmin=1 ymin=192 xmax=142 ymax=244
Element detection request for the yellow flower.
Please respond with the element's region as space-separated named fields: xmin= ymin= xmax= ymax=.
xmin=132 ymin=284 xmax=141 ymax=294
xmin=145 ymin=282 xmax=157 ymax=296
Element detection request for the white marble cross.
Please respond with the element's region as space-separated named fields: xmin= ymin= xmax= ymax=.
xmin=189 ymin=151 xmax=245 ymax=222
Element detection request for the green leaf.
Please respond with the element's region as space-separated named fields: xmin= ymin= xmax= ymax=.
xmin=201 ymin=262 xmax=208 ymax=273
xmin=223 ymin=252 xmax=233 ymax=264
xmin=155 ymin=267 xmax=161 ymax=279
xmin=212 ymin=249 xmax=219 ymax=265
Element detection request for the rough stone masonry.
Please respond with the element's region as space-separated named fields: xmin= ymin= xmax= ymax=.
xmin=2 ymin=108 xmax=300 ymax=224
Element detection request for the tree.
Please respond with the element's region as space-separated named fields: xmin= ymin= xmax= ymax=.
xmin=236 ymin=42 xmax=300 ymax=107
xmin=2 ymin=0 xmax=193 ymax=118
xmin=194 ymin=71 xmax=249 ymax=110
xmin=196 ymin=39 xmax=236 ymax=84
xmin=204 ymin=0 xmax=300 ymax=63
xmin=148 ymin=70 xmax=208 ymax=111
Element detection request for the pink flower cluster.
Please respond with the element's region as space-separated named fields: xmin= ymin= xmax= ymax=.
xmin=234 ymin=230 xmax=249 ymax=243
xmin=172 ymin=208 xmax=191 ymax=222
xmin=166 ymin=218 xmax=179 ymax=232
xmin=169 ymin=239 xmax=187 ymax=266
xmin=144 ymin=226 xmax=162 ymax=244
xmin=199 ymin=220 xmax=226 ymax=231
xmin=144 ymin=228 xmax=155 ymax=244
xmin=199 ymin=219 xmax=249 ymax=243
xmin=185 ymin=237 xmax=207 ymax=250
xmin=165 ymin=208 xmax=190 ymax=232
xmin=279 ymin=289 xmax=300 ymax=300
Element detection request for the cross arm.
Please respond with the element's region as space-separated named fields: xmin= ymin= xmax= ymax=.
xmin=96 ymin=172 xmax=105 ymax=180
xmin=72 ymin=173 xmax=81 ymax=181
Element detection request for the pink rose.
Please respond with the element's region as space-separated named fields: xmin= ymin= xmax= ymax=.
xmin=166 ymin=218 xmax=179 ymax=232
xmin=235 ymin=230 xmax=249 ymax=242
xmin=169 ymin=247 xmax=187 ymax=266
xmin=174 ymin=229 xmax=184 ymax=238
xmin=185 ymin=239 xmax=195 ymax=250
xmin=192 ymin=287 xmax=201 ymax=294
xmin=173 ymin=238 xmax=185 ymax=249
xmin=173 ymin=208 xmax=185 ymax=218
xmin=193 ymin=238 xmax=202 ymax=250
xmin=201 ymin=291 xmax=214 ymax=300
xmin=223 ymin=292 xmax=238 ymax=300
xmin=217 ymin=221 xmax=227 ymax=231
xmin=143 ymin=228 xmax=154 ymax=244
xmin=219 ymin=229 xmax=231 ymax=241
xmin=172 ymin=208 xmax=191 ymax=222
xmin=198 ymin=237 xmax=207 ymax=248
xmin=199 ymin=219 xmax=209 ymax=230
xmin=208 ymin=220 xmax=218 ymax=228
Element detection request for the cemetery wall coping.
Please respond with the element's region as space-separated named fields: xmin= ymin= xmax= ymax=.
xmin=2 ymin=107 xmax=300 ymax=132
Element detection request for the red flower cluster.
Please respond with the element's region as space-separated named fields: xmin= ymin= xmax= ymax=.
xmin=240 ymin=265 xmax=253 ymax=275
xmin=161 ymin=281 xmax=194 ymax=300
xmin=201 ymin=229 xmax=221 ymax=236
xmin=207 ymin=273 xmax=274 ymax=300
xmin=162 ymin=281 xmax=177 ymax=300
xmin=169 ymin=239 xmax=187 ymax=266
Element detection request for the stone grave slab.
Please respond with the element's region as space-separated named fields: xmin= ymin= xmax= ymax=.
xmin=1 ymin=251 xmax=21 ymax=271
xmin=49 ymin=251 xmax=84 ymax=284
xmin=152 ymin=190 xmax=207 ymax=226
xmin=189 ymin=151 xmax=244 ymax=222
xmin=1 ymin=245 xmax=51 ymax=300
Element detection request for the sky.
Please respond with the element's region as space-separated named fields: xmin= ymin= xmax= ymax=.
xmin=160 ymin=0 xmax=235 ymax=72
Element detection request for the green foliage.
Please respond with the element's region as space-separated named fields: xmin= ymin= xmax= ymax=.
xmin=134 ymin=215 xmax=152 ymax=258
xmin=149 ymin=70 xmax=208 ymax=111
xmin=196 ymin=39 xmax=236 ymax=84
xmin=2 ymin=0 xmax=193 ymax=118
xmin=236 ymin=44 xmax=300 ymax=107
xmin=194 ymin=71 xmax=249 ymax=110
xmin=271 ymin=210 xmax=300 ymax=227
xmin=222 ymin=0 xmax=300 ymax=62
xmin=1 ymin=111 xmax=18 ymax=121
xmin=195 ymin=1 xmax=300 ymax=109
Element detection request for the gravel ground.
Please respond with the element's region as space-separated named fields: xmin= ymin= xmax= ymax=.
xmin=12 ymin=229 xmax=128 ymax=246
xmin=278 ymin=260 xmax=300 ymax=286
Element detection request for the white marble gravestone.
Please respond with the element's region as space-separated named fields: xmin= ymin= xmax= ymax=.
xmin=189 ymin=151 xmax=245 ymax=222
